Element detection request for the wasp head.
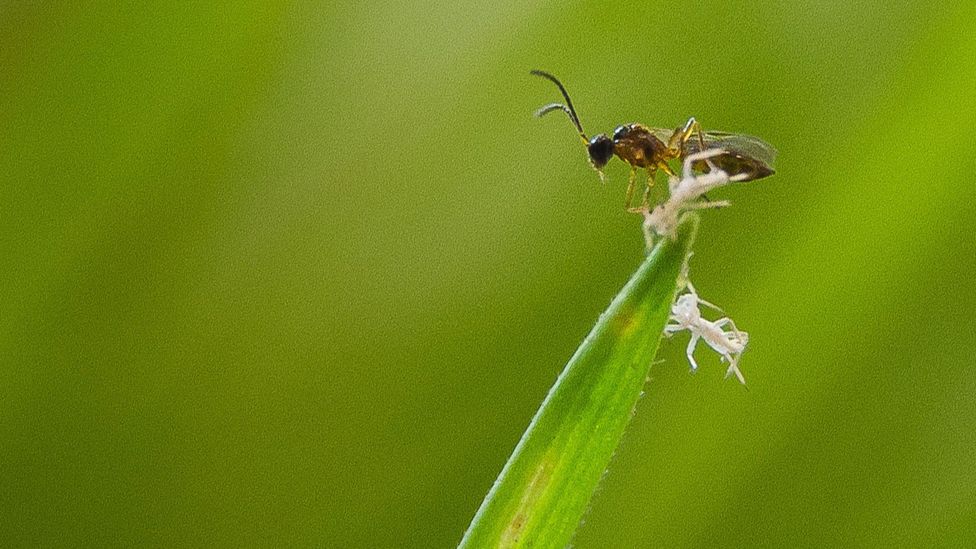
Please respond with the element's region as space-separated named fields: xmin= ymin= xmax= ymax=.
xmin=587 ymin=134 xmax=614 ymax=169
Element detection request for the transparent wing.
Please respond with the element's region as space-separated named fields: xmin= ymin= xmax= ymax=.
xmin=652 ymin=127 xmax=777 ymax=180
xmin=697 ymin=131 xmax=778 ymax=168
xmin=652 ymin=128 xmax=777 ymax=166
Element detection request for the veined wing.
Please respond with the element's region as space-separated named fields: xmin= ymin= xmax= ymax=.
xmin=652 ymin=127 xmax=777 ymax=180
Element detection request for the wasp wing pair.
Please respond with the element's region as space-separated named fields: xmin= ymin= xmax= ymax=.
xmin=652 ymin=127 xmax=777 ymax=182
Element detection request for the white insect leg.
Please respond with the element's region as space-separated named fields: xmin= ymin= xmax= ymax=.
xmin=693 ymin=292 xmax=725 ymax=313
xmin=683 ymin=199 xmax=730 ymax=211
xmin=685 ymin=333 xmax=701 ymax=372
xmin=681 ymin=149 xmax=726 ymax=176
xmin=713 ymin=317 xmax=741 ymax=333
xmin=713 ymin=317 xmax=748 ymax=345
xmin=725 ymin=356 xmax=746 ymax=385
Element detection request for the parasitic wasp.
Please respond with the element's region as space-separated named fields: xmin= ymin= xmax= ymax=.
xmin=531 ymin=70 xmax=777 ymax=211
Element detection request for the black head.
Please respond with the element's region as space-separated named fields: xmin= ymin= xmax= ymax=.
xmin=587 ymin=134 xmax=614 ymax=169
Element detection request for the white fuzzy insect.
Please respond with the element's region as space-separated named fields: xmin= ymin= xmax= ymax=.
xmin=641 ymin=149 xmax=748 ymax=247
xmin=664 ymin=282 xmax=749 ymax=384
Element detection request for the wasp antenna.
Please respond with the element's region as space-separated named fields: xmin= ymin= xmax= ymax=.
xmin=534 ymin=103 xmax=573 ymax=119
xmin=530 ymin=70 xmax=587 ymax=142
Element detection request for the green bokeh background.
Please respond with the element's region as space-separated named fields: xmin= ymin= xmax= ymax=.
xmin=2 ymin=2 xmax=974 ymax=547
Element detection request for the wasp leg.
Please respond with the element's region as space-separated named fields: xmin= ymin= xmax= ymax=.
xmin=667 ymin=118 xmax=716 ymax=200
xmin=657 ymin=161 xmax=675 ymax=177
xmin=640 ymin=168 xmax=661 ymax=209
xmin=624 ymin=167 xmax=638 ymax=211
xmin=667 ymin=116 xmax=707 ymax=156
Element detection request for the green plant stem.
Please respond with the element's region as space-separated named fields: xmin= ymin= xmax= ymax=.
xmin=459 ymin=214 xmax=699 ymax=548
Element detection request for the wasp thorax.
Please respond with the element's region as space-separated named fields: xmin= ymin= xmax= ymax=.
xmin=587 ymin=134 xmax=614 ymax=169
xmin=612 ymin=124 xmax=631 ymax=142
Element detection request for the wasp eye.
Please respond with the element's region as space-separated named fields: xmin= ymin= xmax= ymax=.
xmin=587 ymin=134 xmax=614 ymax=169
xmin=612 ymin=125 xmax=630 ymax=142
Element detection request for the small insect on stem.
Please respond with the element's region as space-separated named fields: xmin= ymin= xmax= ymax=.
xmin=664 ymin=281 xmax=749 ymax=384
xmin=641 ymin=148 xmax=745 ymax=246
xmin=530 ymin=70 xmax=777 ymax=212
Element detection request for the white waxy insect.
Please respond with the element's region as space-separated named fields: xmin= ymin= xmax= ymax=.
xmin=664 ymin=282 xmax=749 ymax=384
xmin=641 ymin=148 xmax=749 ymax=247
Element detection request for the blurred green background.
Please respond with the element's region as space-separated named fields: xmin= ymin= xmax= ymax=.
xmin=2 ymin=2 xmax=974 ymax=547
